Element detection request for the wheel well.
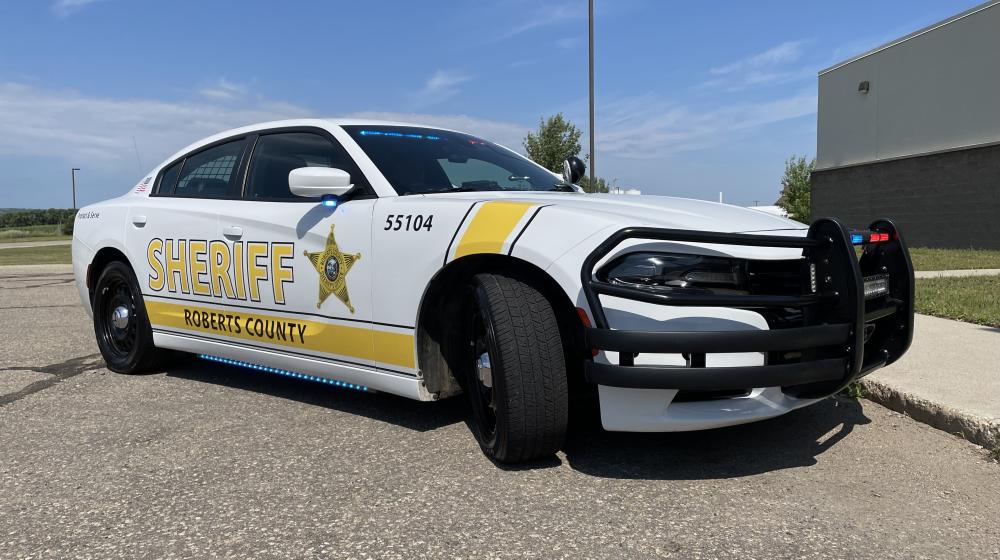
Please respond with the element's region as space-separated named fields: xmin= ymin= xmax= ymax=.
xmin=415 ymin=254 xmax=586 ymax=399
xmin=87 ymin=247 xmax=130 ymax=300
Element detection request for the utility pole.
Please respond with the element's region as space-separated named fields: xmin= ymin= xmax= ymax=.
xmin=588 ymin=0 xmax=595 ymax=189
xmin=71 ymin=168 xmax=80 ymax=210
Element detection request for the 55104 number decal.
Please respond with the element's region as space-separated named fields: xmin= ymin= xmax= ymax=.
xmin=384 ymin=214 xmax=434 ymax=231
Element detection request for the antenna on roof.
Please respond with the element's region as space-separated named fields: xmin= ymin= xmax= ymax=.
xmin=132 ymin=136 xmax=144 ymax=173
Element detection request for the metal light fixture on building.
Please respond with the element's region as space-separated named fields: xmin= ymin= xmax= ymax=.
xmin=858 ymin=80 xmax=870 ymax=94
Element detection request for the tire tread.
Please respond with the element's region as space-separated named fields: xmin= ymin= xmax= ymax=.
xmin=474 ymin=273 xmax=568 ymax=462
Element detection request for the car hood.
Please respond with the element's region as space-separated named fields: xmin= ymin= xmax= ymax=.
xmin=424 ymin=192 xmax=806 ymax=234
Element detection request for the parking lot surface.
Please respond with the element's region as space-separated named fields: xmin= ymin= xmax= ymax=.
xmin=2 ymin=266 xmax=999 ymax=559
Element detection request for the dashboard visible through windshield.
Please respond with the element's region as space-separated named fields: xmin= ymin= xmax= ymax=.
xmin=343 ymin=125 xmax=566 ymax=195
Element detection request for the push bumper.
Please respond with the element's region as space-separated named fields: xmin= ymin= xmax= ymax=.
xmin=581 ymin=218 xmax=915 ymax=399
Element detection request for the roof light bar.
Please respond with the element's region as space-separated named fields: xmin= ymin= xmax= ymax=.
xmin=198 ymin=354 xmax=369 ymax=392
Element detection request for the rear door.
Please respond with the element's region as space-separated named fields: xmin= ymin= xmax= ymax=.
xmin=127 ymin=137 xmax=249 ymax=336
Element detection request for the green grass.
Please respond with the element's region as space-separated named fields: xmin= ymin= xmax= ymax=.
xmin=908 ymin=247 xmax=1000 ymax=271
xmin=840 ymin=382 xmax=868 ymax=399
xmin=915 ymin=276 xmax=1000 ymax=328
xmin=990 ymin=440 xmax=1000 ymax=463
xmin=0 ymin=244 xmax=72 ymax=265
xmin=0 ymin=223 xmax=70 ymax=243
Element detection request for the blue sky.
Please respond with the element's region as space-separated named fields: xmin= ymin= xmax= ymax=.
xmin=0 ymin=0 xmax=983 ymax=208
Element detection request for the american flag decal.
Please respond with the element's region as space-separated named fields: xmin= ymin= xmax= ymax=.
xmin=134 ymin=176 xmax=152 ymax=193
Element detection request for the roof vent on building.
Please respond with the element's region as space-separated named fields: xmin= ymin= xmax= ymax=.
xmin=858 ymin=80 xmax=870 ymax=94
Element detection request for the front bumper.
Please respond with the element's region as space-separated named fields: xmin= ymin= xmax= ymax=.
xmin=581 ymin=218 xmax=914 ymax=400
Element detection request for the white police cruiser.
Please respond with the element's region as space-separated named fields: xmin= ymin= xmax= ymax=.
xmin=72 ymin=119 xmax=914 ymax=463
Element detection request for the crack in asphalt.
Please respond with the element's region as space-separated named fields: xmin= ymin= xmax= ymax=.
xmin=0 ymin=272 xmax=74 ymax=279
xmin=0 ymin=354 xmax=103 ymax=407
xmin=0 ymin=279 xmax=76 ymax=290
xmin=1 ymin=304 xmax=80 ymax=310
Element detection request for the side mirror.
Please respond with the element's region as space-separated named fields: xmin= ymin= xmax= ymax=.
xmin=562 ymin=156 xmax=586 ymax=184
xmin=289 ymin=167 xmax=353 ymax=199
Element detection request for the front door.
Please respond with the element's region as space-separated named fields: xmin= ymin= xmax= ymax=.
xmin=212 ymin=130 xmax=380 ymax=373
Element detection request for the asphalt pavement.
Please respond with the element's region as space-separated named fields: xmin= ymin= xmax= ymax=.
xmin=1 ymin=265 xmax=998 ymax=559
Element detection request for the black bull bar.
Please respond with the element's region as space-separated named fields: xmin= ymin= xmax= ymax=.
xmin=581 ymin=218 xmax=914 ymax=399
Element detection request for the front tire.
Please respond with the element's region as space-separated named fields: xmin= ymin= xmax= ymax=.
xmin=465 ymin=273 xmax=568 ymax=463
xmin=92 ymin=260 xmax=165 ymax=374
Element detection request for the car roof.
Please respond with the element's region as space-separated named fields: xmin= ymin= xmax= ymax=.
xmin=161 ymin=118 xmax=465 ymax=170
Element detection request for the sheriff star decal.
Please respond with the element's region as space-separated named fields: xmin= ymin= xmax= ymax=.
xmin=304 ymin=224 xmax=361 ymax=313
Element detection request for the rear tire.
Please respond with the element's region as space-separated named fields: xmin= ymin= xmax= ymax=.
xmin=92 ymin=260 xmax=165 ymax=374
xmin=465 ymin=273 xmax=568 ymax=463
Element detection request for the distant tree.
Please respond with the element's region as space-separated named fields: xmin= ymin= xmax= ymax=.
xmin=61 ymin=215 xmax=76 ymax=236
xmin=0 ymin=208 xmax=76 ymax=229
xmin=776 ymin=155 xmax=815 ymax=222
xmin=578 ymin=175 xmax=609 ymax=194
xmin=523 ymin=113 xmax=582 ymax=173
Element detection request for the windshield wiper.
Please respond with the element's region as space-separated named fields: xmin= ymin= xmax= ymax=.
xmin=406 ymin=186 xmax=483 ymax=195
xmin=549 ymin=182 xmax=576 ymax=192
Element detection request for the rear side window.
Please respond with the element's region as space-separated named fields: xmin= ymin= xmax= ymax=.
xmin=155 ymin=161 xmax=182 ymax=195
xmin=245 ymin=132 xmax=370 ymax=201
xmin=171 ymin=139 xmax=245 ymax=198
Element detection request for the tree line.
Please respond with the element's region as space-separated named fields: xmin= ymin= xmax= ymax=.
xmin=0 ymin=208 xmax=77 ymax=229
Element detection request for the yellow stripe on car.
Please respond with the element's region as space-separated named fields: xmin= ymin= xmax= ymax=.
xmin=145 ymin=300 xmax=415 ymax=369
xmin=453 ymin=201 xmax=536 ymax=260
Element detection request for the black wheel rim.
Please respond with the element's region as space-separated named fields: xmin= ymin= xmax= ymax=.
xmin=470 ymin=307 xmax=498 ymax=444
xmin=97 ymin=274 xmax=137 ymax=360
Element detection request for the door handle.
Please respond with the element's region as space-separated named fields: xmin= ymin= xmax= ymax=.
xmin=131 ymin=215 xmax=147 ymax=227
xmin=222 ymin=225 xmax=244 ymax=239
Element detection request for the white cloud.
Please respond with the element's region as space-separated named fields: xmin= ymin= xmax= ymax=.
xmin=702 ymin=41 xmax=813 ymax=91
xmin=711 ymin=41 xmax=805 ymax=76
xmin=52 ymin=0 xmax=106 ymax=17
xmin=0 ymin=82 xmax=311 ymax=168
xmin=0 ymin=81 xmax=534 ymax=172
xmin=596 ymin=91 xmax=817 ymax=159
xmin=0 ymin=76 xmax=815 ymax=200
xmin=197 ymin=78 xmax=247 ymax=102
xmin=490 ymin=3 xmax=583 ymax=42
xmin=410 ymin=70 xmax=472 ymax=107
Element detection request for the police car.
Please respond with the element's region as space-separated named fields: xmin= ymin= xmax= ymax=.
xmin=72 ymin=119 xmax=914 ymax=463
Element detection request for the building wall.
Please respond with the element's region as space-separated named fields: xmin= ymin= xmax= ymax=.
xmin=811 ymin=142 xmax=1000 ymax=248
xmin=816 ymin=2 xmax=1000 ymax=170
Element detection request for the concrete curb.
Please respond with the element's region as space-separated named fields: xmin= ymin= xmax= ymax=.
xmin=861 ymin=377 xmax=1000 ymax=448
xmin=914 ymin=268 xmax=1000 ymax=278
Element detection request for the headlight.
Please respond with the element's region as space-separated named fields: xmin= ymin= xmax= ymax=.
xmin=597 ymin=252 xmax=746 ymax=294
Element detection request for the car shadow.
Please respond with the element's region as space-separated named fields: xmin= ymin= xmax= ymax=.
xmin=560 ymin=396 xmax=870 ymax=480
xmin=164 ymin=356 xmax=870 ymax=479
xmin=164 ymin=356 xmax=466 ymax=433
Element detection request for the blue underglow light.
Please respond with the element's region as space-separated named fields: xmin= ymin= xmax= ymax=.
xmin=358 ymin=129 xmax=441 ymax=141
xmin=850 ymin=233 xmax=864 ymax=245
xmin=198 ymin=354 xmax=369 ymax=392
xmin=321 ymin=194 xmax=338 ymax=208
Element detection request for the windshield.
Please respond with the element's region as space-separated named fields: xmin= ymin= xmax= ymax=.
xmin=343 ymin=125 xmax=567 ymax=195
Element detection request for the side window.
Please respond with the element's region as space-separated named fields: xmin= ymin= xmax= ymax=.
xmin=155 ymin=160 xmax=182 ymax=195
xmin=172 ymin=139 xmax=245 ymax=198
xmin=245 ymin=132 xmax=370 ymax=201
